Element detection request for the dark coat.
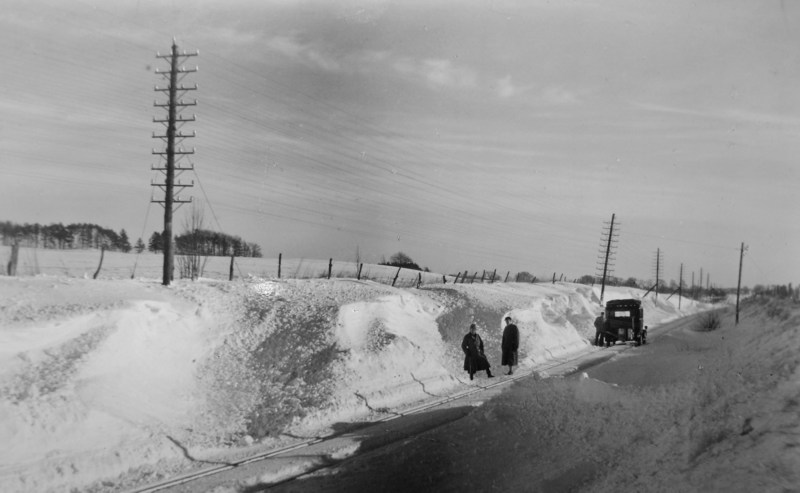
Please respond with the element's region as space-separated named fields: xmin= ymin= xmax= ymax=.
xmin=501 ymin=323 xmax=519 ymax=366
xmin=462 ymin=332 xmax=490 ymax=374
xmin=594 ymin=316 xmax=605 ymax=334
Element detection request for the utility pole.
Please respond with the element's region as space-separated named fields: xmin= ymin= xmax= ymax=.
xmin=678 ymin=263 xmax=683 ymax=310
xmin=152 ymin=41 xmax=198 ymax=286
xmin=652 ymin=248 xmax=663 ymax=302
xmin=596 ymin=213 xmax=619 ymax=306
xmin=736 ymin=242 xmax=747 ymax=324
xmin=699 ymin=267 xmax=704 ymax=298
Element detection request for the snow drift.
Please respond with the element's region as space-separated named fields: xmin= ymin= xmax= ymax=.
xmin=0 ymin=274 xmax=707 ymax=492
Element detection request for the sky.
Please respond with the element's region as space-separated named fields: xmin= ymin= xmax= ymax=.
xmin=1 ymin=0 xmax=799 ymax=287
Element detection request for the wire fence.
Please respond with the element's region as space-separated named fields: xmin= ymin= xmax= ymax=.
xmin=0 ymin=245 xmax=561 ymax=289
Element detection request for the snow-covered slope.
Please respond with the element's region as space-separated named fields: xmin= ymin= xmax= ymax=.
xmin=0 ymin=275 xmax=709 ymax=492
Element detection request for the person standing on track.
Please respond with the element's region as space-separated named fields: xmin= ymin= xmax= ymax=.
xmin=462 ymin=323 xmax=493 ymax=380
xmin=501 ymin=316 xmax=519 ymax=375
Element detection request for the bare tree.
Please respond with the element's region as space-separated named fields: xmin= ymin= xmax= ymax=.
xmin=177 ymin=203 xmax=208 ymax=280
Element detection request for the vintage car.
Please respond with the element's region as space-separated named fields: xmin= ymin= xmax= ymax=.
xmin=603 ymin=298 xmax=647 ymax=346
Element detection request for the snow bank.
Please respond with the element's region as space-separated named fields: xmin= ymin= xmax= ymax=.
xmin=0 ymin=275 xmax=711 ymax=492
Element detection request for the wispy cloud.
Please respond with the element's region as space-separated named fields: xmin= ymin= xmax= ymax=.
xmin=393 ymin=57 xmax=478 ymax=90
xmin=265 ymin=34 xmax=341 ymax=72
xmin=494 ymin=75 xmax=519 ymax=98
xmin=634 ymin=101 xmax=800 ymax=128
xmin=541 ymin=85 xmax=579 ymax=105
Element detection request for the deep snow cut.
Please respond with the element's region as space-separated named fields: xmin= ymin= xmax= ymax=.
xmin=0 ymin=274 xmax=707 ymax=492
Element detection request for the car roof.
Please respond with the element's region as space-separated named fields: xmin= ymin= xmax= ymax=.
xmin=605 ymin=298 xmax=641 ymax=307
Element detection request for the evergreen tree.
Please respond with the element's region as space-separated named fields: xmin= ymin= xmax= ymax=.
xmin=134 ymin=237 xmax=145 ymax=254
xmin=118 ymin=229 xmax=132 ymax=253
xmin=148 ymin=231 xmax=163 ymax=253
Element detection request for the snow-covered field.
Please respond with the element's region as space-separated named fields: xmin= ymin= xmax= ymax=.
xmin=1 ymin=248 xmax=712 ymax=492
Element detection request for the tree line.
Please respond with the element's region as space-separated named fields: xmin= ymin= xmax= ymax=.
xmin=1 ymin=221 xmax=262 ymax=258
xmin=147 ymin=229 xmax=262 ymax=258
xmin=1 ymin=221 xmax=132 ymax=252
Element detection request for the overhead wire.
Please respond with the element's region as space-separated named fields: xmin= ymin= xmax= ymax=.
xmin=3 ymin=2 xmax=654 ymax=277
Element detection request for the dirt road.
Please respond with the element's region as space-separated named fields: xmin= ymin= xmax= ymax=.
xmin=153 ymin=313 xmax=713 ymax=493
xmin=258 ymin=314 xmax=705 ymax=493
xmin=148 ymin=306 xmax=800 ymax=493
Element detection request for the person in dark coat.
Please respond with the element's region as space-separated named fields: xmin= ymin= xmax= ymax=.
xmin=501 ymin=316 xmax=519 ymax=375
xmin=593 ymin=312 xmax=605 ymax=346
xmin=462 ymin=323 xmax=493 ymax=380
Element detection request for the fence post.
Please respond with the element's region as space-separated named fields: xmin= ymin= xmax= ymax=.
xmin=515 ymin=272 xmax=520 ymax=282
xmin=328 ymin=258 xmax=333 ymax=279
xmin=392 ymin=267 xmax=401 ymax=287
xmin=471 ymin=272 xmax=478 ymax=283
xmin=454 ymin=272 xmax=460 ymax=283
xmin=93 ymin=246 xmax=106 ymax=280
xmin=481 ymin=270 xmax=485 ymax=283
xmin=531 ymin=276 xmax=536 ymax=283
xmin=491 ymin=269 xmax=497 ymax=283
xmin=278 ymin=253 xmax=282 ymax=279
xmin=229 ymin=253 xmax=235 ymax=281
xmin=462 ymin=270 xmax=468 ymax=283
xmin=7 ymin=240 xmax=19 ymax=276
xmin=442 ymin=275 xmax=447 ymax=284
xmin=552 ymin=272 xmax=556 ymax=284
xmin=357 ymin=263 xmax=363 ymax=280
xmin=504 ymin=271 xmax=510 ymax=283
xmin=417 ymin=272 xmax=422 ymax=289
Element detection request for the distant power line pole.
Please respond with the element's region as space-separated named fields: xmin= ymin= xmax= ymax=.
xmin=699 ymin=267 xmax=704 ymax=297
xmin=151 ymin=41 xmax=198 ymax=286
xmin=596 ymin=213 xmax=619 ymax=306
xmin=736 ymin=242 xmax=747 ymax=324
xmin=678 ymin=263 xmax=683 ymax=309
xmin=652 ymin=248 xmax=663 ymax=302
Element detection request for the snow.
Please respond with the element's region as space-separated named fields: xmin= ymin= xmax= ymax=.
xmin=0 ymin=253 xmax=713 ymax=493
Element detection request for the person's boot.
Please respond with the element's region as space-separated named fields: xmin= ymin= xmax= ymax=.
xmin=487 ymin=369 xmax=494 ymax=378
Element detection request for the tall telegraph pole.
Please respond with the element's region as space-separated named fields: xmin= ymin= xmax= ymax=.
xmin=152 ymin=41 xmax=198 ymax=286
xmin=596 ymin=213 xmax=619 ymax=306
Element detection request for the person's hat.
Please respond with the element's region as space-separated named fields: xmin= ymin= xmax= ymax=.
xmin=505 ymin=316 xmax=512 ymax=321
